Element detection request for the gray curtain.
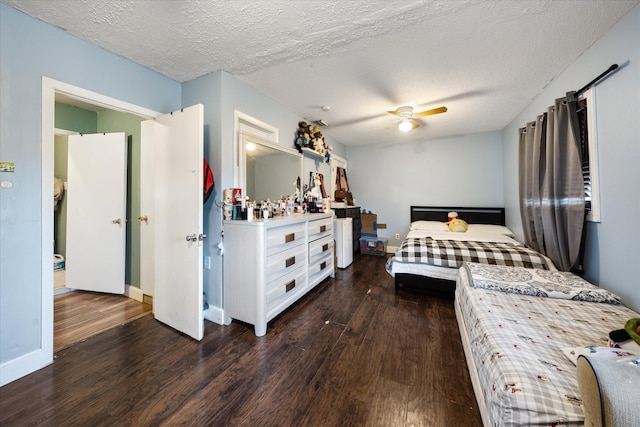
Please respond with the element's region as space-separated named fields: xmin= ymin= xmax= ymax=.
xmin=518 ymin=92 xmax=585 ymax=271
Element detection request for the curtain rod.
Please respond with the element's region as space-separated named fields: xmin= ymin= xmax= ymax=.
xmin=575 ymin=64 xmax=618 ymax=97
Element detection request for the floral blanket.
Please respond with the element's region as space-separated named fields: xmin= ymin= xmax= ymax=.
xmin=463 ymin=262 xmax=621 ymax=304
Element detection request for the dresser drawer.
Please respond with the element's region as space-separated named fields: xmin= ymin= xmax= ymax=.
xmin=266 ymin=243 xmax=306 ymax=283
xmin=266 ymin=266 xmax=307 ymax=317
xmin=308 ymin=216 xmax=333 ymax=241
xmin=266 ymin=222 xmax=306 ymax=253
xmin=309 ymin=251 xmax=333 ymax=286
xmin=309 ymin=234 xmax=333 ymax=265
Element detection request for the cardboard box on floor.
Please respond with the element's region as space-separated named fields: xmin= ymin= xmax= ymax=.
xmin=361 ymin=211 xmax=377 ymax=237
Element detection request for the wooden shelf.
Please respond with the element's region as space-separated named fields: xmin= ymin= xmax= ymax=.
xmin=302 ymin=147 xmax=326 ymax=160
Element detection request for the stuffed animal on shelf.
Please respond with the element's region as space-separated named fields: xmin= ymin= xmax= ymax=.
xmin=313 ymin=137 xmax=325 ymax=154
xmin=294 ymin=121 xmax=332 ymax=163
xmin=294 ymin=121 xmax=311 ymax=153
xmin=324 ymin=145 xmax=333 ymax=163
xmin=309 ymin=125 xmax=323 ymax=152
xmin=447 ymin=211 xmax=468 ymax=232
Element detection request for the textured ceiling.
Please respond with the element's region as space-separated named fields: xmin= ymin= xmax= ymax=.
xmin=3 ymin=0 xmax=638 ymax=146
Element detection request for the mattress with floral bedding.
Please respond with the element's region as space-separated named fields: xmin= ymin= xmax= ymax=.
xmin=455 ymin=262 xmax=639 ymax=427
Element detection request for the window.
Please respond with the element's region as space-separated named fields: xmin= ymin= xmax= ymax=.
xmin=576 ymin=88 xmax=601 ymax=222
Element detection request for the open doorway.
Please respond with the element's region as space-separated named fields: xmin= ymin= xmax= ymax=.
xmin=53 ymin=98 xmax=145 ymax=293
xmin=52 ymin=101 xmax=152 ymax=351
xmin=42 ymin=78 xmax=161 ymax=356
xmin=43 ymin=77 xmax=206 ymax=360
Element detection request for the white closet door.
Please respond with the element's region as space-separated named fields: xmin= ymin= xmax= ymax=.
xmin=139 ymin=120 xmax=156 ymax=296
xmin=141 ymin=104 xmax=204 ymax=341
xmin=66 ymin=133 xmax=127 ymax=294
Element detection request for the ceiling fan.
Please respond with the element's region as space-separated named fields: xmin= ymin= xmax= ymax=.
xmin=387 ymin=105 xmax=447 ymax=132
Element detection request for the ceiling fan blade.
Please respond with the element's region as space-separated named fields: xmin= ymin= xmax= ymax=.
xmin=411 ymin=119 xmax=420 ymax=129
xmin=415 ymin=106 xmax=447 ymax=117
xmin=387 ymin=110 xmax=401 ymax=117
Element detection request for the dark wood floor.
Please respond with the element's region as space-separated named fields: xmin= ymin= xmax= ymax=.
xmin=0 ymin=254 xmax=482 ymax=427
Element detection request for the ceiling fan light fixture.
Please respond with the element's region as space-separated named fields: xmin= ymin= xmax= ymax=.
xmin=398 ymin=118 xmax=413 ymax=132
xmin=389 ymin=105 xmax=447 ymax=132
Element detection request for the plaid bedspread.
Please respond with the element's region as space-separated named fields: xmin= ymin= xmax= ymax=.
xmin=395 ymin=237 xmax=553 ymax=270
xmin=456 ymin=263 xmax=639 ymax=426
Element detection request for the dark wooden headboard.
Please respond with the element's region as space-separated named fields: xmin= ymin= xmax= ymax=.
xmin=410 ymin=206 xmax=506 ymax=226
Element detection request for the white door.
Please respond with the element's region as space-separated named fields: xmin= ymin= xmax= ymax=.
xmin=139 ymin=121 xmax=156 ymax=297
xmin=66 ymin=133 xmax=127 ymax=294
xmin=141 ymin=104 xmax=204 ymax=340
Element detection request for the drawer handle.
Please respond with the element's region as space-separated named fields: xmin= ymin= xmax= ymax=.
xmin=320 ymin=225 xmax=326 ymax=233
xmin=286 ymin=279 xmax=296 ymax=292
xmin=285 ymin=256 xmax=296 ymax=268
xmin=285 ymin=233 xmax=295 ymax=243
xmin=320 ymin=261 xmax=327 ymax=270
xmin=322 ymin=243 xmax=329 ymax=252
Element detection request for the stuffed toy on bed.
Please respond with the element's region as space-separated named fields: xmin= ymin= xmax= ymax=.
xmin=447 ymin=211 xmax=468 ymax=232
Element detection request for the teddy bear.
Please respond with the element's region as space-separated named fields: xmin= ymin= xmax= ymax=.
xmin=308 ymin=125 xmax=322 ymax=150
xmin=294 ymin=121 xmax=311 ymax=153
xmin=294 ymin=121 xmax=332 ymax=163
xmin=313 ymin=137 xmax=325 ymax=154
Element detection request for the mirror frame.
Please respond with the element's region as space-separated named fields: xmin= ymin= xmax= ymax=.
xmin=237 ymin=131 xmax=303 ymax=202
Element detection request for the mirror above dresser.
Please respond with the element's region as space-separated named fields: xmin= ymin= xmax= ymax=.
xmin=238 ymin=132 xmax=302 ymax=203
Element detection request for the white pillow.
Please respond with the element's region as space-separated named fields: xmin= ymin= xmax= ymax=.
xmin=410 ymin=221 xmax=448 ymax=232
xmin=465 ymin=224 xmax=515 ymax=237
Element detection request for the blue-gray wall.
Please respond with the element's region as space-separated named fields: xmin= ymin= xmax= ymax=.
xmin=346 ymin=131 xmax=505 ymax=248
xmin=0 ymin=4 xmax=181 ymax=374
xmin=182 ymin=71 xmax=345 ymax=310
xmin=502 ymin=5 xmax=639 ymax=311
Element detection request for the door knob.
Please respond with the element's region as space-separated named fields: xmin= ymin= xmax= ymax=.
xmin=186 ymin=234 xmax=198 ymax=242
xmin=199 ymin=233 xmax=207 ymax=241
xmin=138 ymin=215 xmax=148 ymax=222
xmin=112 ymin=218 xmax=122 ymax=224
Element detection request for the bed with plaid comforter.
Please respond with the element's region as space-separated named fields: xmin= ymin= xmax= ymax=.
xmin=393 ymin=237 xmax=553 ymax=270
xmin=456 ymin=262 xmax=639 ymax=426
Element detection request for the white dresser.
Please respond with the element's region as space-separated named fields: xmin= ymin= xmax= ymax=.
xmin=223 ymin=212 xmax=334 ymax=336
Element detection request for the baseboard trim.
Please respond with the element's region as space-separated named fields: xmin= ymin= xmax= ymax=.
xmin=124 ymin=285 xmax=144 ymax=302
xmin=53 ymin=285 xmax=145 ymax=301
xmin=0 ymin=348 xmax=53 ymax=387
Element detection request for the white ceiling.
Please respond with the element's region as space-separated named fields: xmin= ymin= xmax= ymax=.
xmin=3 ymin=0 xmax=638 ymax=146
